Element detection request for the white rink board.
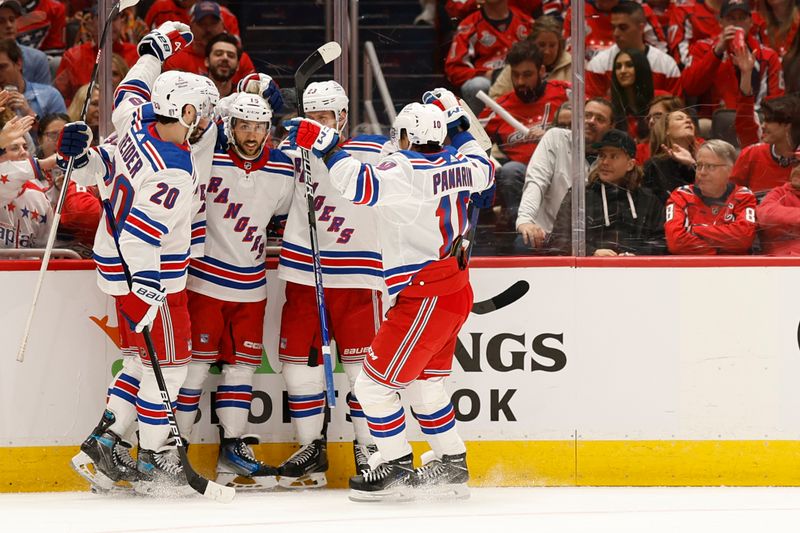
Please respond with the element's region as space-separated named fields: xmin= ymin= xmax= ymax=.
xmin=2 ymin=265 xmax=800 ymax=446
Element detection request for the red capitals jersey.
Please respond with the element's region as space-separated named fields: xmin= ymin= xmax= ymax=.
xmin=60 ymin=181 xmax=102 ymax=249
xmin=144 ymin=0 xmax=241 ymax=38
xmin=665 ymin=183 xmax=757 ymax=255
xmin=163 ymin=45 xmax=256 ymax=88
xmin=480 ymin=81 xmax=570 ymax=164
xmin=668 ymin=0 xmax=766 ymax=66
xmin=730 ymin=143 xmax=796 ymax=194
xmin=681 ymin=36 xmax=784 ymax=117
xmin=16 ymin=0 xmax=66 ymax=54
xmin=564 ymin=0 xmax=668 ymax=60
xmin=445 ymin=0 xmax=563 ymax=20
xmin=756 ymin=182 xmax=800 ymax=256
xmin=445 ymin=7 xmax=532 ymax=87
xmin=757 ymin=12 xmax=800 ymax=58
xmin=55 ymin=40 xmax=138 ymax=105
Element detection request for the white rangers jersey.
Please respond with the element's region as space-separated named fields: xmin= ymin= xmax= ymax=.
xmin=188 ymin=135 xmax=294 ymax=302
xmin=278 ymin=134 xmax=390 ymax=290
xmin=93 ymin=56 xmax=198 ymax=296
xmin=0 ymin=182 xmax=52 ymax=248
xmin=324 ymin=132 xmax=494 ymax=299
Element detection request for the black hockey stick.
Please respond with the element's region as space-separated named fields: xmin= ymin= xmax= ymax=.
xmin=17 ymin=0 xmax=140 ymax=363
xmin=471 ymin=280 xmax=530 ymax=315
xmin=294 ymin=41 xmax=342 ymax=407
xmin=100 ymin=200 xmax=235 ymax=503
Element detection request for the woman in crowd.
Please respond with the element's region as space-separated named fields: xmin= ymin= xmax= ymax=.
xmin=643 ymin=109 xmax=699 ymax=204
xmin=665 ymin=140 xmax=757 ymax=255
xmin=66 ymin=84 xmax=99 ymax=144
xmin=549 ymin=129 xmax=665 ymax=256
xmin=636 ymin=95 xmax=685 ymax=162
xmin=610 ymin=49 xmax=662 ymax=143
xmin=757 ymin=161 xmax=800 ymax=256
xmin=758 ymin=0 xmax=800 ymax=58
xmin=489 ymin=16 xmax=573 ymax=97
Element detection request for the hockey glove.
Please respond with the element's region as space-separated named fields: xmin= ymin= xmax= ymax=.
xmin=238 ymin=73 xmax=284 ymax=113
xmin=284 ymin=118 xmax=340 ymax=158
xmin=471 ymin=183 xmax=496 ymax=209
xmin=423 ymin=87 xmax=470 ymax=136
xmin=56 ymin=121 xmax=92 ymax=170
xmin=119 ymin=281 xmax=166 ymax=334
xmin=137 ymin=21 xmax=193 ymax=62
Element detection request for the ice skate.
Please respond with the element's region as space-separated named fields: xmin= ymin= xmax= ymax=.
xmin=412 ymin=450 xmax=470 ymax=499
xmin=71 ymin=410 xmax=138 ymax=492
xmin=216 ymin=434 xmax=279 ymax=490
xmin=348 ymin=452 xmax=415 ymax=502
xmin=277 ymin=439 xmax=328 ymax=489
xmin=134 ymin=447 xmax=195 ymax=497
xmin=353 ymin=441 xmax=379 ymax=474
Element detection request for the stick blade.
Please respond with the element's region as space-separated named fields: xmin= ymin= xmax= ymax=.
xmin=318 ymin=41 xmax=342 ymax=64
xmin=203 ymin=480 xmax=236 ymax=503
xmin=471 ymin=280 xmax=530 ymax=315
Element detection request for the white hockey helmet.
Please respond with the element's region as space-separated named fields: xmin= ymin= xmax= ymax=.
xmin=198 ymin=76 xmax=220 ymax=119
xmin=303 ymin=80 xmax=349 ymax=132
xmin=151 ymin=71 xmax=212 ymax=132
xmin=224 ymin=92 xmax=273 ymax=160
xmin=391 ymin=102 xmax=447 ymax=148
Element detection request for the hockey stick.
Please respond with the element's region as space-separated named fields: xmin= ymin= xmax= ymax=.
xmin=99 ymin=199 xmax=235 ymax=503
xmin=294 ymin=41 xmax=342 ymax=407
xmin=471 ymin=280 xmax=530 ymax=315
xmin=458 ymin=98 xmax=492 ymax=262
xmin=16 ymin=0 xmax=140 ymax=363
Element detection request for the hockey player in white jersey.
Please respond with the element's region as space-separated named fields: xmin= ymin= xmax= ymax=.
xmin=172 ymin=90 xmax=294 ymax=490
xmin=63 ymin=21 xmax=217 ymax=495
xmin=285 ymin=92 xmax=494 ymax=501
xmin=276 ymin=80 xmax=387 ymax=488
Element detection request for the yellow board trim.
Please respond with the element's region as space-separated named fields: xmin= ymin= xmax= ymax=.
xmin=3 ymin=440 xmax=800 ymax=493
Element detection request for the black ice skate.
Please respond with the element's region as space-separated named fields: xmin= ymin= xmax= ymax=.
xmin=135 ymin=447 xmax=195 ymax=497
xmin=412 ymin=450 xmax=470 ymax=499
xmin=216 ymin=433 xmax=279 ymax=490
xmin=348 ymin=452 xmax=415 ymax=502
xmin=277 ymin=439 xmax=328 ymax=489
xmin=71 ymin=410 xmax=138 ymax=492
xmin=353 ymin=441 xmax=379 ymax=474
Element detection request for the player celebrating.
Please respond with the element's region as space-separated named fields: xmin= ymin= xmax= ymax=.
xmin=284 ymin=91 xmax=495 ymax=501
xmin=173 ymin=89 xmax=294 ymax=490
xmin=64 ymin=21 xmax=215 ymax=495
xmin=276 ymin=80 xmax=387 ymax=488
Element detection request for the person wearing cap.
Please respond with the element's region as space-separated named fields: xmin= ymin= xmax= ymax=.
xmin=14 ymin=0 xmax=66 ymax=55
xmin=145 ymin=0 xmax=240 ymax=39
xmin=53 ymin=7 xmax=137 ymax=106
xmin=549 ymin=129 xmax=665 ymax=256
xmin=0 ymin=1 xmax=49 ymax=85
xmin=162 ymin=1 xmax=255 ymax=87
xmin=665 ymin=139 xmax=757 ymax=255
xmin=681 ymin=0 xmax=783 ymax=119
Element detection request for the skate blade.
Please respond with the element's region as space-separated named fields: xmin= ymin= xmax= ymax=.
xmin=348 ymin=487 xmax=414 ymax=503
xmin=277 ymin=472 xmax=327 ymax=489
xmin=71 ymin=451 xmax=120 ymax=492
xmin=414 ymin=482 xmax=471 ymax=500
xmin=216 ymin=472 xmax=278 ymax=490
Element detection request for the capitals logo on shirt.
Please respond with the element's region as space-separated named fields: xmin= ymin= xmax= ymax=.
xmin=516 ymin=25 xmax=529 ymax=40
xmin=479 ymin=31 xmax=497 ymax=47
xmin=200 ymin=333 xmax=209 ymax=344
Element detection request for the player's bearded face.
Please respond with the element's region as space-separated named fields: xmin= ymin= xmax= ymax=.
xmin=233 ymin=119 xmax=269 ymax=156
xmin=510 ymin=60 xmax=543 ymax=102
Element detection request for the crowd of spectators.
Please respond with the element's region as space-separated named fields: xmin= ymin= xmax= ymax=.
xmin=0 ymin=0 xmax=798 ymax=259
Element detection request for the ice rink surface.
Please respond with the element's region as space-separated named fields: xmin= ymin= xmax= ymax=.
xmin=3 ymin=487 xmax=800 ymax=533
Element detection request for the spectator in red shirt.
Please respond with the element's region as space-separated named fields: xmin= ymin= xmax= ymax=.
xmin=757 ymin=0 xmax=800 ymax=58
xmin=163 ymin=1 xmax=255 ymax=87
xmin=480 ymin=39 xmax=569 ymax=226
xmin=15 ymin=0 xmax=66 ymax=55
xmin=585 ymin=1 xmax=681 ymax=99
xmin=446 ymin=0 xmax=563 ymax=20
xmin=665 ymin=139 xmax=757 ymax=255
xmin=145 ymin=0 xmax=240 ymax=38
xmin=444 ymin=0 xmax=532 ymax=113
xmin=681 ymin=0 xmax=784 ymax=118
xmin=731 ymin=94 xmax=800 ymax=195
xmin=756 ymin=161 xmax=800 ymax=255
xmin=204 ymin=33 xmax=241 ymax=99
xmin=54 ymin=9 xmax=137 ymax=106
xmin=610 ymin=48 xmax=671 ymax=143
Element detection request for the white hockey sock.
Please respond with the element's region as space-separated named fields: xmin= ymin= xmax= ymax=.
xmin=106 ymin=355 xmax=142 ymax=437
xmin=215 ymin=364 xmax=255 ymax=440
xmin=175 ymin=362 xmax=210 ymax=440
xmin=343 ymin=362 xmax=373 ymax=445
xmin=281 ymin=363 xmax=325 ymax=445
xmin=408 ymin=378 xmax=466 ymax=458
xmin=354 ymin=371 xmax=412 ymax=461
xmin=136 ymin=364 xmax=187 ymax=451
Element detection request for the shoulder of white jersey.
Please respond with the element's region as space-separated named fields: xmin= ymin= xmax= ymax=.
xmin=113 ymin=78 xmax=151 ymax=109
xmin=278 ymin=137 xmax=299 ymax=157
xmin=133 ymin=126 xmax=193 ymax=175
xmin=342 ymin=134 xmax=390 ymax=155
xmin=396 ymin=149 xmax=452 ymax=170
xmin=129 ymin=102 xmax=156 ymax=132
xmin=264 ymin=148 xmax=296 ymax=177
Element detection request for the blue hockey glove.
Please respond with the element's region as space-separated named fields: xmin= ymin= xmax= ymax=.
xmin=471 ymin=183 xmax=496 ymax=209
xmin=137 ymin=21 xmax=193 ymax=62
xmin=56 ymin=121 xmax=92 ymax=170
xmin=423 ymin=87 xmax=470 ymax=136
xmin=285 ymin=118 xmax=340 ymax=158
xmin=238 ymin=73 xmax=284 ymax=113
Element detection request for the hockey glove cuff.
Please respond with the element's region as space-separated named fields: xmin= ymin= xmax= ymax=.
xmin=471 ymin=183 xmax=496 ymax=209
xmin=138 ymin=21 xmax=193 ymax=62
xmin=119 ymin=281 xmax=166 ymax=334
xmin=285 ymin=118 xmax=340 ymax=158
